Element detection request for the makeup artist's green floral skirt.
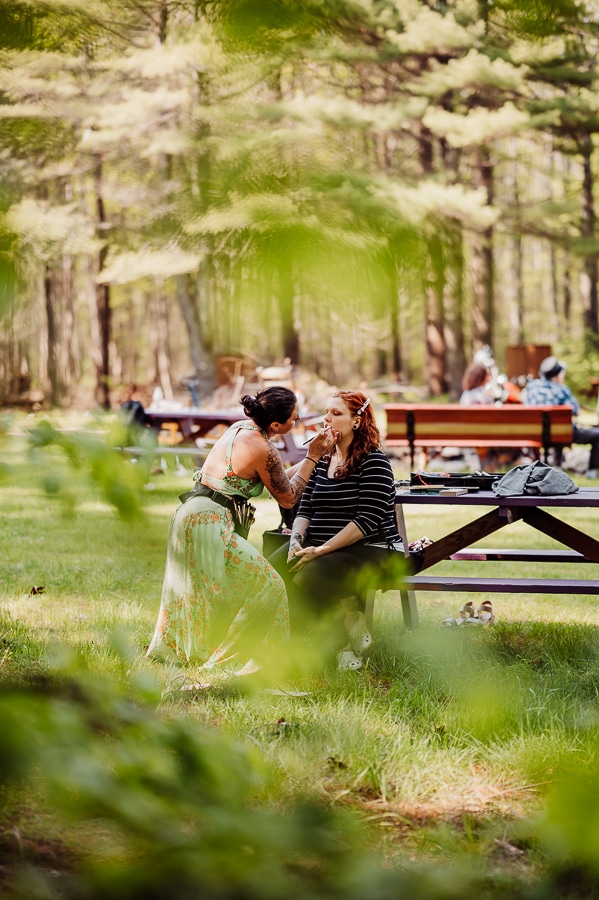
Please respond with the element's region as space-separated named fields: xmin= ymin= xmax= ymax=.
xmin=147 ymin=497 xmax=289 ymax=675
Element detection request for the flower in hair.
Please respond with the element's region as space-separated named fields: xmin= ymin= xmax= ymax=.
xmin=356 ymin=398 xmax=370 ymax=416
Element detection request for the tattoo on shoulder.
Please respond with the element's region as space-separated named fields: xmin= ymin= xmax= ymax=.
xmin=265 ymin=446 xmax=293 ymax=497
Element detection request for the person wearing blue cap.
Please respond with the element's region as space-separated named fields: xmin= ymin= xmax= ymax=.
xmin=522 ymin=356 xmax=599 ymax=478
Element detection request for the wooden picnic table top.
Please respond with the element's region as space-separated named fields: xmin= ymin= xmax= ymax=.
xmin=142 ymin=407 xmax=322 ymax=465
xmin=144 ymin=408 xmax=243 ymax=435
xmin=395 ymin=488 xmax=599 ymax=508
xmin=395 ymin=487 xmax=599 ymax=568
xmin=144 ymin=408 xmax=323 ymax=434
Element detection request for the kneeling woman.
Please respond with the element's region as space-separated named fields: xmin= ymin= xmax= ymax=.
xmin=146 ymin=387 xmax=336 ymax=678
xmin=269 ymin=391 xmax=405 ymax=670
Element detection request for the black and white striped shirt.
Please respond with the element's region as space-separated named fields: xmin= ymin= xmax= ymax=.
xmin=297 ymin=450 xmax=401 ymax=547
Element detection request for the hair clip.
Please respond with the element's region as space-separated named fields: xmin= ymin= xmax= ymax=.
xmin=356 ymin=398 xmax=370 ymax=416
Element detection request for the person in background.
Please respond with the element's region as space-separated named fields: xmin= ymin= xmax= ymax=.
xmin=460 ymin=362 xmax=494 ymax=405
xmin=146 ymin=387 xmax=337 ymax=679
xmin=268 ymin=391 xmax=405 ymax=671
xmin=522 ymin=356 xmax=599 ymax=479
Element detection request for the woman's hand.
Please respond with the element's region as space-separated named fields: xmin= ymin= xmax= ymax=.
xmin=305 ymin=426 xmax=338 ymax=460
xmin=288 ymin=543 xmax=327 ymax=573
xmin=287 ymin=531 xmax=305 ymax=563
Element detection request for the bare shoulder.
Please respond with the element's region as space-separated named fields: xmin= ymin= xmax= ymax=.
xmin=229 ymin=426 xmax=270 ymax=469
xmin=234 ymin=426 xmax=269 ymax=455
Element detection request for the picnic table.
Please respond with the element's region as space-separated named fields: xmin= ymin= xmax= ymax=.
xmin=143 ymin=408 xmax=243 ymax=442
xmin=367 ymin=488 xmax=599 ymax=630
xmin=142 ymin=407 xmax=321 ymax=466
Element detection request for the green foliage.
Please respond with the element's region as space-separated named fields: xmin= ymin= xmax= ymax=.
xmin=494 ymin=0 xmax=591 ymax=39
xmin=5 ymin=622 xmax=599 ymax=896
xmin=201 ymin=0 xmax=368 ymax=53
xmin=0 ymin=0 xmax=102 ymax=54
xmin=0 ymin=641 xmax=492 ymax=899
xmin=6 ymin=0 xmax=599 ymax=392
xmin=27 ymin=419 xmax=153 ymax=521
xmin=555 ymin=342 xmax=599 ymax=397
xmin=0 ymin=2 xmax=38 ymax=51
xmin=0 ymin=198 xmax=21 ymax=323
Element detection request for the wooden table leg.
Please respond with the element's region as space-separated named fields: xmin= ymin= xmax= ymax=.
xmin=395 ymin=502 xmax=419 ymax=630
xmin=416 ymin=507 xmax=522 ymax=571
xmin=522 ymin=507 xmax=599 ymax=563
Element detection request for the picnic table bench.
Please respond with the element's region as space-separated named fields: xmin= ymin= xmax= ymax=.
xmin=384 ymin=403 xmax=573 ymax=468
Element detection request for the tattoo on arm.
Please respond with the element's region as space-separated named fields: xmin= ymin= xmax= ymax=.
xmin=265 ymin=446 xmax=303 ymax=502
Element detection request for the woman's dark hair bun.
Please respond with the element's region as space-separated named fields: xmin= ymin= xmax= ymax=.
xmin=241 ymin=394 xmax=260 ymax=417
xmin=241 ymin=386 xmax=297 ymax=431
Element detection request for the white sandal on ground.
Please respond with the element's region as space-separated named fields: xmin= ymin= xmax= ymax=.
xmin=346 ymin=612 xmax=372 ymax=655
xmin=477 ymin=600 xmax=495 ymax=625
xmin=443 ymin=602 xmax=478 ymax=627
xmin=337 ymin=650 xmax=363 ymax=671
xmin=457 ymin=600 xmax=477 ymax=625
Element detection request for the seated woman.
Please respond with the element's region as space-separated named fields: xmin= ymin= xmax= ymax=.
xmin=268 ymin=391 xmax=405 ymax=671
xmin=146 ymin=387 xmax=336 ymax=679
xmin=460 ymin=362 xmax=493 ymax=405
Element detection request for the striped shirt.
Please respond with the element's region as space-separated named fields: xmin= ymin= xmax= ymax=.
xmin=297 ymin=450 xmax=401 ymax=547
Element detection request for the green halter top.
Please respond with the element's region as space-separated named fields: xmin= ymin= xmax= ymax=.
xmin=194 ymin=421 xmax=266 ymax=499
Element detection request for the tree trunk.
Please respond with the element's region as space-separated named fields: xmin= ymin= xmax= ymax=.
xmin=509 ymin=233 xmax=524 ymax=344
xmin=157 ymin=0 xmax=168 ymax=43
xmin=42 ymin=254 xmax=79 ymax=405
xmin=44 ymin=264 xmax=58 ymax=404
xmin=195 ymin=255 xmax=222 ymax=399
xmin=580 ymin=134 xmax=599 ymax=347
xmin=95 ymin=277 xmax=111 ymax=409
xmin=471 ymin=147 xmax=494 ymax=350
xmin=419 ymin=125 xmax=448 ymax=395
xmin=425 ymin=233 xmax=448 ymax=396
xmin=508 ymin=141 xmax=525 ymax=344
xmin=443 ymin=226 xmax=466 ymax=401
xmin=86 ymin=257 xmax=103 ymax=394
xmin=390 ymin=259 xmax=402 ymax=377
xmin=277 ymin=252 xmax=299 ymax=364
xmin=63 ymin=255 xmax=79 ymax=385
xmin=564 ymin=264 xmax=572 ymax=324
xmin=155 ymin=291 xmax=173 ymax=400
xmin=94 ymin=160 xmax=111 ymax=409
xmin=550 ymin=243 xmax=558 ymax=317
xmin=175 ymin=273 xmax=215 ymax=397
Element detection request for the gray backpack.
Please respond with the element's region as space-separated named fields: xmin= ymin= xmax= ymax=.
xmin=492 ymin=460 xmax=578 ymax=497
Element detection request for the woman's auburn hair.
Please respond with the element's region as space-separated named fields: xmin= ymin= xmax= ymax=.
xmin=332 ymin=390 xmax=381 ymax=479
xmin=462 ymin=362 xmax=489 ymax=392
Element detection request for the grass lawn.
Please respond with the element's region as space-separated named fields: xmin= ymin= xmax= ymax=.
xmin=2 ymin=414 xmax=599 ymax=897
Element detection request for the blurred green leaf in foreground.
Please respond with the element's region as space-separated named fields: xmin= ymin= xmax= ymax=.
xmin=27 ymin=418 xmax=155 ymax=521
xmin=0 ymin=630 xmax=598 ymax=898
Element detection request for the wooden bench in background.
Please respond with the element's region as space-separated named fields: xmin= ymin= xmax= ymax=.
xmin=384 ymin=403 xmax=573 ymax=469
